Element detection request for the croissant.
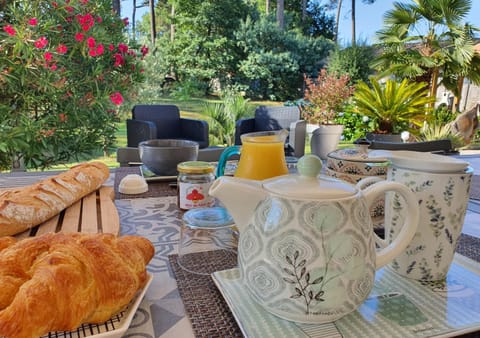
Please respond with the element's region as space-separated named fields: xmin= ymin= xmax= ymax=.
xmin=0 ymin=232 xmax=155 ymax=338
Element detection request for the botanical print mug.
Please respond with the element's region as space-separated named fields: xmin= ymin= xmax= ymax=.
xmin=383 ymin=165 xmax=473 ymax=281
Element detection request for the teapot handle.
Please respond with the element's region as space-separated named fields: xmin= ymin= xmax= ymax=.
xmin=360 ymin=180 xmax=419 ymax=269
xmin=355 ymin=177 xmax=387 ymax=249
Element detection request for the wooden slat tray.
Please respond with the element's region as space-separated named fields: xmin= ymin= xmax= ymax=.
xmin=14 ymin=186 xmax=119 ymax=239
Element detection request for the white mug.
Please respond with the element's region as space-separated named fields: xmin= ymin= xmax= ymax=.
xmin=383 ymin=165 xmax=473 ymax=281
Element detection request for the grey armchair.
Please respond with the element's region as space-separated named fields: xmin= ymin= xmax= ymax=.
xmin=234 ymin=105 xmax=306 ymax=158
xmin=117 ymin=104 xmax=224 ymax=166
xmin=126 ymin=104 xmax=209 ymax=148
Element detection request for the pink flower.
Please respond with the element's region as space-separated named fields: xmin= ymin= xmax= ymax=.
xmin=80 ymin=0 xmax=88 ymax=4
xmin=122 ymin=18 xmax=129 ymax=26
xmin=88 ymin=49 xmax=97 ymax=57
xmin=3 ymin=25 xmax=16 ymax=36
xmin=65 ymin=6 xmax=74 ymax=12
xmin=75 ymin=32 xmax=84 ymax=42
xmin=44 ymin=51 xmax=53 ymax=62
xmin=110 ymin=92 xmax=123 ymax=105
xmin=108 ymin=44 xmax=115 ymax=52
xmin=28 ymin=18 xmax=38 ymax=26
xmin=34 ymin=36 xmax=48 ymax=49
xmin=140 ymin=45 xmax=149 ymax=57
xmin=86 ymin=36 xmax=96 ymax=48
xmin=95 ymin=43 xmax=104 ymax=55
xmin=52 ymin=2 xmax=58 ymax=8
xmin=77 ymin=13 xmax=94 ymax=31
xmin=113 ymin=53 xmax=124 ymax=67
xmin=56 ymin=44 xmax=68 ymax=54
xmin=50 ymin=64 xmax=58 ymax=71
xmin=96 ymin=16 xmax=102 ymax=23
xmin=118 ymin=43 xmax=128 ymax=53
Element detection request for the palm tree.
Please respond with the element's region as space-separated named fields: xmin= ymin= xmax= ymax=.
xmin=372 ymin=0 xmax=480 ymax=111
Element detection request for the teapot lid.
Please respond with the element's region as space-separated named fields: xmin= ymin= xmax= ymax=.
xmin=263 ymin=155 xmax=357 ymax=199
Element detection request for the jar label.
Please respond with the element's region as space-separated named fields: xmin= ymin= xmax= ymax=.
xmin=178 ymin=182 xmax=215 ymax=209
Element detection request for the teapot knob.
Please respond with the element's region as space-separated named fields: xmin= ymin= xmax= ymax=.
xmin=297 ymin=154 xmax=322 ymax=177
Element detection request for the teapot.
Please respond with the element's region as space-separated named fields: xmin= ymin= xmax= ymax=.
xmin=209 ymin=155 xmax=419 ymax=324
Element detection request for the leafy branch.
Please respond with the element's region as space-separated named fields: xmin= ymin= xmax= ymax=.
xmin=282 ymin=250 xmax=325 ymax=314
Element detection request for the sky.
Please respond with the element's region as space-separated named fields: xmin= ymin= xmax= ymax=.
xmin=336 ymin=0 xmax=480 ymax=45
xmin=121 ymin=0 xmax=480 ymax=45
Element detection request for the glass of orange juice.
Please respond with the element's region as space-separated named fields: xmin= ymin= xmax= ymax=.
xmin=216 ymin=130 xmax=289 ymax=180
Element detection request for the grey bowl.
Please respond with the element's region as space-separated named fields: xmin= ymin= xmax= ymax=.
xmin=138 ymin=139 xmax=199 ymax=176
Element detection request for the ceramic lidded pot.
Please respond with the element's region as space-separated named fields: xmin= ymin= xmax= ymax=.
xmin=209 ymin=155 xmax=420 ymax=324
xmin=326 ymin=148 xmax=390 ymax=228
xmin=326 ymin=147 xmax=390 ymax=177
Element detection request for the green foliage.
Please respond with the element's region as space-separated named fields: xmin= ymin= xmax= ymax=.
xmin=420 ymin=104 xmax=465 ymax=148
xmin=353 ymin=77 xmax=436 ymax=134
xmin=0 ymin=0 xmax=146 ymax=170
xmin=334 ymin=106 xmax=375 ymax=141
xmin=327 ymin=44 xmax=376 ymax=84
xmin=420 ymin=122 xmax=464 ymax=149
xmin=202 ymin=88 xmax=253 ymax=146
xmin=151 ymin=0 xmax=255 ymax=95
xmin=235 ymin=15 xmax=334 ymax=100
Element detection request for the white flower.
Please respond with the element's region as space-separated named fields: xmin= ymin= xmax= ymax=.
xmin=401 ymin=131 xmax=410 ymax=142
xmin=362 ymin=116 xmax=369 ymax=123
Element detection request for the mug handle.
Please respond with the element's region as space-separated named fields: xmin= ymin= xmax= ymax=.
xmin=216 ymin=145 xmax=241 ymax=177
xmin=360 ymin=180 xmax=419 ymax=270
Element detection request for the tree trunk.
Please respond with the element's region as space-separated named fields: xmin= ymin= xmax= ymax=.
xmin=149 ymin=0 xmax=156 ymax=44
xmin=131 ymin=0 xmax=137 ymax=38
xmin=266 ymin=0 xmax=270 ymax=15
xmin=277 ymin=0 xmax=285 ymax=30
xmin=170 ymin=4 xmax=175 ymax=42
xmin=301 ymin=0 xmax=307 ymax=21
xmin=335 ymin=0 xmax=343 ymax=43
xmin=112 ymin=0 xmax=120 ymax=16
xmin=453 ymin=76 xmax=465 ymax=113
xmin=429 ymin=67 xmax=440 ymax=110
xmin=351 ymin=0 xmax=356 ymax=46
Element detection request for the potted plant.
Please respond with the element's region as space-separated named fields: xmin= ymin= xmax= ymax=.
xmin=353 ymin=77 xmax=436 ymax=139
xmin=301 ymin=69 xmax=355 ymax=159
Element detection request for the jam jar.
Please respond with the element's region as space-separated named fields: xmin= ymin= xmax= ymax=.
xmin=177 ymin=161 xmax=216 ymax=210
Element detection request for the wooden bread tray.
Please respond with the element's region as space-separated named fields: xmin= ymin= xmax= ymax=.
xmin=14 ymin=186 xmax=119 ymax=239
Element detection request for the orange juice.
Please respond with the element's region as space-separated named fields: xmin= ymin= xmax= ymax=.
xmin=234 ymin=133 xmax=288 ymax=180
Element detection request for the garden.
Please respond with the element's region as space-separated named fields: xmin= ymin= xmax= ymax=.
xmin=1 ymin=0 xmax=479 ymax=172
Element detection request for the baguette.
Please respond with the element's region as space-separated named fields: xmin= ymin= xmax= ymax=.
xmin=0 ymin=161 xmax=110 ymax=237
xmin=0 ymin=232 xmax=155 ymax=338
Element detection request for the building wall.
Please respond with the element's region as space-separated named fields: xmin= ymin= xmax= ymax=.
xmin=436 ymin=80 xmax=480 ymax=112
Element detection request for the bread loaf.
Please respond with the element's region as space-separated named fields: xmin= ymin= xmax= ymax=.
xmin=0 ymin=232 xmax=155 ymax=338
xmin=0 ymin=161 xmax=110 ymax=237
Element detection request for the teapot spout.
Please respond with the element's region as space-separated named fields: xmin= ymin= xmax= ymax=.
xmin=209 ymin=176 xmax=267 ymax=232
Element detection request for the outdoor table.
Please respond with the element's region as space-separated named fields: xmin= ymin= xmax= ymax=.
xmin=1 ymin=166 xmax=480 ymax=338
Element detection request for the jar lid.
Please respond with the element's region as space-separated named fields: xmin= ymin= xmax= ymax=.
xmin=183 ymin=207 xmax=235 ymax=229
xmin=327 ymin=148 xmax=389 ymax=163
xmin=177 ymin=161 xmax=215 ymax=174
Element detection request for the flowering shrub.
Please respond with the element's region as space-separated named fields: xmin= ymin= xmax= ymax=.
xmin=301 ymin=69 xmax=355 ymax=125
xmin=0 ymin=0 xmax=147 ymax=170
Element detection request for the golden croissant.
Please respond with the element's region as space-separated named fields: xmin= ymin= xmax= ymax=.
xmin=0 ymin=232 xmax=155 ymax=338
